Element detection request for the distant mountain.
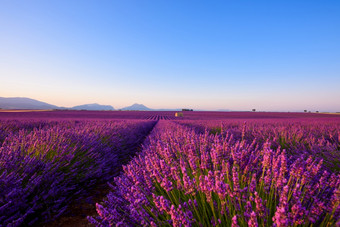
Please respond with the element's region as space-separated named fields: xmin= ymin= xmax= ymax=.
xmin=0 ymin=97 xmax=60 ymax=110
xmin=121 ymin=103 xmax=152 ymax=111
xmin=0 ymin=97 xmax=197 ymax=111
xmin=71 ymin=103 xmax=114 ymax=111
xmin=0 ymin=97 xmax=115 ymax=111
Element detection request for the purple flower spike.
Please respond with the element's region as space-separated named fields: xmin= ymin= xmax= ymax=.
xmin=273 ymin=206 xmax=288 ymax=227
xmin=248 ymin=211 xmax=258 ymax=227
xmin=231 ymin=215 xmax=239 ymax=227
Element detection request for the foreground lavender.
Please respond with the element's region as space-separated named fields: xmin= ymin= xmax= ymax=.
xmin=0 ymin=120 xmax=156 ymax=226
xmin=180 ymin=119 xmax=340 ymax=172
xmin=90 ymin=121 xmax=340 ymax=226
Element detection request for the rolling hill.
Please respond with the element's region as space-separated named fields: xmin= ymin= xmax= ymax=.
xmin=121 ymin=103 xmax=152 ymax=111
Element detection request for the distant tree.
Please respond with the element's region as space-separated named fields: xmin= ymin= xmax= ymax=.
xmin=252 ymin=109 xmax=256 ymax=112
xmin=304 ymin=110 xmax=307 ymax=113
xmin=316 ymin=111 xmax=319 ymax=113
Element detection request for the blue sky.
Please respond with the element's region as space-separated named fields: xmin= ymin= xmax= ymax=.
xmin=1 ymin=1 xmax=339 ymax=111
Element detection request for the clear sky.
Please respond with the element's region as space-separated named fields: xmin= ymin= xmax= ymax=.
xmin=1 ymin=1 xmax=339 ymax=111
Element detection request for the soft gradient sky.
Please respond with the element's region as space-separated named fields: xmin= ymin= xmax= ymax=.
xmin=1 ymin=1 xmax=339 ymax=111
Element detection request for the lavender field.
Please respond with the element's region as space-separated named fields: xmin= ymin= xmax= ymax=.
xmin=1 ymin=111 xmax=340 ymax=226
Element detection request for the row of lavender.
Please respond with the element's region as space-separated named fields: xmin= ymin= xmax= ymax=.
xmin=90 ymin=120 xmax=340 ymax=226
xmin=178 ymin=119 xmax=340 ymax=172
xmin=0 ymin=120 xmax=59 ymax=144
xmin=0 ymin=119 xmax=156 ymax=226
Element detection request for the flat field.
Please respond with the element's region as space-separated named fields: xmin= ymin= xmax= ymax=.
xmin=1 ymin=111 xmax=339 ymax=226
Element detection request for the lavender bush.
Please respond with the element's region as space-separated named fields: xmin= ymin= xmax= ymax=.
xmin=0 ymin=120 xmax=58 ymax=143
xmin=90 ymin=121 xmax=340 ymax=226
xmin=179 ymin=119 xmax=340 ymax=172
xmin=0 ymin=120 xmax=156 ymax=226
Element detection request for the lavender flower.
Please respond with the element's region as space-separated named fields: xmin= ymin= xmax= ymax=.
xmin=248 ymin=211 xmax=258 ymax=227
xmin=231 ymin=215 xmax=239 ymax=227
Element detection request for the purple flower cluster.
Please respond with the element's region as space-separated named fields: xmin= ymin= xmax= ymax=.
xmin=0 ymin=119 xmax=156 ymax=226
xmin=91 ymin=120 xmax=340 ymax=226
xmin=180 ymin=119 xmax=340 ymax=172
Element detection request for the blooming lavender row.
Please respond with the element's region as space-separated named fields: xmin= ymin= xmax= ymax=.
xmin=0 ymin=120 xmax=156 ymax=226
xmin=0 ymin=120 xmax=59 ymax=144
xmin=90 ymin=121 xmax=340 ymax=226
xmin=179 ymin=119 xmax=340 ymax=172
